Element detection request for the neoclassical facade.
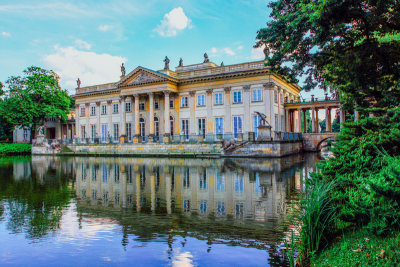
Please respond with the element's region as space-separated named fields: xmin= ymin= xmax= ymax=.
xmin=74 ymin=57 xmax=301 ymax=142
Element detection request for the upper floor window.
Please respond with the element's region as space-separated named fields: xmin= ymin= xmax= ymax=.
xmin=215 ymin=92 xmax=223 ymax=105
xmin=80 ymin=107 xmax=85 ymax=117
xmin=197 ymin=94 xmax=205 ymax=106
xmin=154 ymin=100 xmax=159 ymax=110
xmin=274 ymin=90 xmax=278 ymax=103
xmin=125 ymin=102 xmax=131 ymax=113
xmin=101 ymin=105 xmax=107 ymax=115
xmin=181 ymin=96 xmax=188 ymax=108
xmin=113 ymin=103 xmax=119 ymax=114
xmin=90 ymin=106 xmax=96 ymax=116
xmin=139 ymin=101 xmax=145 ymax=111
xmin=169 ymin=98 xmax=174 ymax=109
xmin=233 ymin=91 xmax=242 ymax=104
xmin=252 ymin=89 xmax=262 ymax=102
xmin=280 ymin=93 xmax=284 ymax=104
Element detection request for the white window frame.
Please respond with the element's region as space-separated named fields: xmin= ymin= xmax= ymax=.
xmin=154 ymin=100 xmax=159 ymax=110
xmin=125 ymin=102 xmax=131 ymax=113
xmin=101 ymin=105 xmax=107 ymax=115
xmin=197 ymin=94 xmax=205 ymax=107
xmin=169 ymin=98 xmax=174 ymax=109
xmin=113 ymin=123 xmax=119 ymax=140
xmin=91 ymin=125 xmax=96 ymax=138
xmin=233 ymin=91 xmax=242 ymax=104
xmin=181 ymin=119 xmax=189 ymax=139
xmin=90 ymin=106 xmax=96 ymax=116
xmin=81 ymin=126 xmax=86 ymax=138
xmin=181 ymin=96 xmax=188 ymax=108
xmin=233 ymin=116 xmax=243 ymax=138
xmin=80 ymin=107 xmax=85 ymax=117
xmin=252 ymin=88 xmax=262 ymax=102
xmin=214 ymin=92 xmax=223 ymax=105
xmin=139 ymin=101 xmax=145 ymax=111
xmin=215 ymin=117 xmax=224 ymax=135
xmin=113 ymin=103 xmax=119 ymax=114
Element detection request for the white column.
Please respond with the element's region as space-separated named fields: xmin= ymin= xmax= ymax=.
xmin=148 ymin=93 xmax=154 ymax=136
xmin=164 ymin=91 xmax=170 ymax=135
xmin=75 ymin=104 xmax=80 ymax=138
xmin=134 ymin=94 xmax=140 ymax=136
xmin=189 ymin=91 xmax=196 ymax=135
xmin=224 ymin=87 xmax=231 ymax=135
xmin=96 ymin=101 xmax=101 ymax=138
xmin=297 ymin=108 xmax=302 ymax=132
xmin=107 ymin=100 xmax=112 ymax=139
xmin=206 ymin=89 xmax=213 ymax=134
xmin=85 ymin=103 xmax=90 ymax=138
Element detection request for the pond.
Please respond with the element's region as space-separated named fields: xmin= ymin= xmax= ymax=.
xmin=0 ymin=154 xmax=322 ymax=266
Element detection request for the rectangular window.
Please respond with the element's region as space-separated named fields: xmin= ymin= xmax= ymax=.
xmin=214 ymin=92 xmax=223 ymax=105
xmin=90 ymin=106 xmax=96 ymax=116
xmin=101 ymin=124 xmax=107 ymax=142
xmin=126 ymin=123 xmax=132 ymax=140
xmin=181 ymin=96 xmax=188 ymax=108
xmin=125 ymin=102 xmax=131 ymax=113
xmin=200 ymin=200 xmax=207 ymax=214
xmin=252 ymin=89 xmax=262 ymax=102
xmin=91 ymin=125 xmax=96 ymax=138
xmin=102 ymin=165 xmax=107 ymax=183
xmin=217 ymin=201 xmax=225 ymax=215
xmin=253 ymin=115 xmax=261 ymax=138
xmin=197 ymin=95 xmax=205 ymax=106
xmin=139 ymin=101 xmax=145 ymax=111
xmin=81 ymin=126 xmax=86 ymax=138
xmin=154 ymin=100 xmax=159 ymax=110
xmin=199 ymin=171 xmax=207 ymax=190
xmin=198 ymin=118 xmax=206 ymax=137
xmin=233 ymin=91 xmax=242 ymax=103
xmin=23 ymin=129 xmax=29 ymax=141
xmin=169 ymin=98 xmax=174 ymax=108
xmin=80 ymin=107 xmax=85 ymax=117
xmin=101 ymin=105 xmax=107 ymax=115
xmin=182 ymin=119 xmax=189 ymax=139
xmin=113 ymin=104 xmax=119 ymax=114
xmin=215 ymin=117 xmax=223 ymax=135
xmin=183 ymin=168 xmax=190 ymax=188
xmin=113 ymin=123 xmax=119 ymax=141
xmin=233 ymin=116 xmax=243 ymax=138
xmin=114 ymin=165 xmax=119 ymax=183
xmin=216 ymin=171 xmax=225 ymax=191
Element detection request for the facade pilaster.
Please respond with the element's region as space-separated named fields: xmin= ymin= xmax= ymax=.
xmin=96 ymin=101 xmax=101 ymax=138
xmin=75 ymin=104 xmax=80 ymax=138
xmin=189 ymin=91 xmax=196 ymax=135
xmin=120 ymin=96 xmax=126 ymax=137
xmin=206 ymin=89 xmax=213 ymax=134
xmin=107 ymin=100 xmax=112 ymax=139
xmin=243 ymin=85 xmax=251 ymax=134
xmin=134 ymin=94 xmax=140 ymax=136
xmin=164 ymin=91 xmax=170 ymax=136
xmin=224 ymin=87 xmax=231 ymax=135
xmin=85 ymin=103 xmax=90 ymax=138
xmin=148 ymin=93 xmax=154 ymax=136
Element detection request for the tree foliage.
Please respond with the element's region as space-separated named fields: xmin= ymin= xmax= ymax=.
xmin=0 ymin=66 xmax=71 ymax=131
xmin=256 ymin=0 xmax=400 ymax=108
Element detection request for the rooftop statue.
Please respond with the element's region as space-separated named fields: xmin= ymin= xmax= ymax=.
xmin=76 ymin=78 xmax=81 ymax=88
xmin=163 ymin=56 xmax=170 ymax=70
xmin=221 ymin=61 xmax=224 ymax=66
xmin=204 ymin=53 xmax=209 ymax=63
xmin=121 ymin=63 xmax=126 ymax=76
xmin=178 ymin=58 xmax=183 ymax=67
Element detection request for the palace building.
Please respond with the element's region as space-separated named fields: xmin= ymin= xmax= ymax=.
xmin=73 ymin=55 xmax=301 ymax=142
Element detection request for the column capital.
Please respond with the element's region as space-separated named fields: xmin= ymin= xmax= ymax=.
xmin=119 ymin=95 xmax=126 ymax=102
xmin=189 ymin=91 xmax=196 ymax=96
xmin=206 ymin=89 xmax=213 ymax=95
xmin=85 ymin=103 xmax=90 ymax=107
xmin=263 ymin=82 xmax=274 ymax=90
xmin=224 ymin=87 xmax=231 ymax=92
xmin=107 ymin=100 xmax=112 ymax=105
xmin=96 ymin=101 xmax=101 ymax=106
xmin=147 ymin=92 xmax=154 ymax=97
xmin=163 ymin=90 xmax=170 ymax=96
xmin=133 ymin=93 xmax=139 ymax=98
xmin=243 ymin=85 xmax=251 ymax=91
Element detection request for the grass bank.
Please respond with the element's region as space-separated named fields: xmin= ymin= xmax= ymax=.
xmin=0 ymin=143 xmax=31 ymax=155
xmin=312 ymin=228 xmax=400 ymax=266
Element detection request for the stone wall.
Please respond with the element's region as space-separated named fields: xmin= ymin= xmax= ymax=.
xmin=62 ymin=143 xmax=222 ymax=157
xmin=225 ymin=141 xmax=302 ymax=158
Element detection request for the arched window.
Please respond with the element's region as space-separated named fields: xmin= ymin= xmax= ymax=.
xmin=170 ymin=116 xmax=174 ymax=136
xmin=139 ymin=118 xmax=145 ymax=137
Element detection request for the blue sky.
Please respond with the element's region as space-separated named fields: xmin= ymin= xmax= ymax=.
xmin=0 ymin=0 xmax=323 ymax=99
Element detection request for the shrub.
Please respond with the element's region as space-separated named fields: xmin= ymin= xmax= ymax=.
xmin=0 ymin=143 xmax=31 ymax=155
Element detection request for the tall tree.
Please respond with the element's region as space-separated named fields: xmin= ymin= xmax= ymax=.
xmin=255 ymin=0 xmax=400 ymax=109
xmin=1 ymin=67 xmax=71 ymax=136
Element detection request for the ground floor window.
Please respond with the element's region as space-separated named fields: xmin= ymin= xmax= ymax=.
xmin=233 ymin=116 xmax=243 ymax=138
xmin=154 ymin=117 xmax=159 ymax=137
xmin=198 ymin=118 xmax=206 ymax=137
xmin=91 ymin=125 xmax=96 ymax=139
xmin=113 ymin=124 xmax=119 ymax=141
xmin=139 ymin=118 xmax=145 ymax=137
xmin=101 ymin=124 xmax=107 ymax=142
xmin=275 ymin=115 xmax=279 ymax=131
xmin=253 ymin=115 xmax=261 ymax=138
xmin=81 ymin=126 xmax=86 ymax=139
xmin=126 ymin=123 xmax=132 ymax=140
xmin=181 ymin=119 xmax=189 ymax=139
xmin=170 ymin=116 xmax=174 ymax=136
xmin=215 ymin=117 xmax=223 ymax=136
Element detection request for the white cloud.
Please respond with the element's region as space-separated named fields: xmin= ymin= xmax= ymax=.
xmin=74 ymin=39 xmax=92 ymax=50
xmin=1 ymin=31 xmax=11 ymax=37
xmin=209 ymin=47 xmax=236 ymax=57
xmin=237 ymin=45 xmax=244 ymax=50
xmin=43 ymin=45 xmax=126 ymax=93
xmin=98 ymin=24 xmax=113 ymax=31
xmin=154 ymin=7 xmax=191 ymax=37
xmin=251 ymin=46 xmax=265 ymax=60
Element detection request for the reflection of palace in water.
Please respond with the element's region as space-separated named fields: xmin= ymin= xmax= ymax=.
xmin=71 ymin=156 xmax=316 ymax=222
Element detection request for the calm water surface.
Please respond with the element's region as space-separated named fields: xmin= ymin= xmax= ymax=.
xmin=0 ymin=154 xmax=322 ymax=266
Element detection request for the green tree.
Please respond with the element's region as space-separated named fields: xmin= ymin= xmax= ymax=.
xmin=1 ymin=67 xmax=71 ymax=137
xmin=255 ymin=0 xmax=400 ymax=109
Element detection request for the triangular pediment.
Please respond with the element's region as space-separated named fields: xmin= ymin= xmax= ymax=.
xmin=118 ymin=67 xmax=169 ymax=87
